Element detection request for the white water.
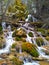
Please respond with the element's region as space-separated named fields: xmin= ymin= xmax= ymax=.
xmin=24 ymin=62 xmax=39 ymax=65
xmin=0 ymin=22 xmax=14 ymax=54
xmin=25 ymin=14 xmax=37 ymax=22
xmin=1 ymin=22 xmax=49 ymax=65
xmin=26 ymin=34 xmax=32 ymax=43
xmin=22 ymin=23 xmax=49 ymax=60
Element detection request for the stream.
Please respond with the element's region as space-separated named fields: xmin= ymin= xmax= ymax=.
xmin=0 ymin=21 xmax=49 ymax=65
xmin=0 ymin=22 xmax=14 ymax=54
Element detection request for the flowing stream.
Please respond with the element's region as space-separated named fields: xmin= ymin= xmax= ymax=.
xmin=21 ymin=23 xmax=49 ymax=65
xmin=0 ymin=22 xmax=49 ymax=65
xmin=0 ymin=22 xmax=14 ymax=54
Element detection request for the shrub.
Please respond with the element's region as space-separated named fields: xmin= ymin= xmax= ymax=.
xmin=22 ymin=42 xmax=39 ymax=57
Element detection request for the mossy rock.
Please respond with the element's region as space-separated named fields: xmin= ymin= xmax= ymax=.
xmin=36 ymin=38 xmax=44 ymax=46
xmin=11 ymin=43 xmax=16 ymax=48
xmin=45 ymin=37 xmax=49 ymax=41
xmin=37 ymin=28 xmax=46 ymax=36
xmin=11 ymin=57 xmax=23 ymax=65
xmin=22 ymin=42 xmax=39 ymax=57
xmin=28 ymin=32 xmax=33 ymax=37
xmin=12 ymin=29 xmax=26 ymax=38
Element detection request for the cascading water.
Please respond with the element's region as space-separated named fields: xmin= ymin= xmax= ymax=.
xmin=22 ymin=23 xmax=49 ymax=61
xmin=23 ymin=62 xmax=40 ymax=65
xmin=0 ymin=22 xmax=14 ymax=54
xmin=25 ymin=14 xmax=37 ymax=22
xmin=19 ymin=46 xmax=22 ymax=54
xmin=2 ymin=22 xmax=6 ymax=31
xmin=26 ymin=34 xmax=32 ymax=43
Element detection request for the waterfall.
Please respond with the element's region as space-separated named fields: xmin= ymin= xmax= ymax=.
xmin=0 ymin=22 xmax=14 ymax=54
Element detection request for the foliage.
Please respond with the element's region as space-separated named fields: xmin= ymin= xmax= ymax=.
xmin=36 ymin=38 xmax=44 ymax=46
xmin=22 ymin=42 xmax=39 ymax=57
xmin=8 ymin=0 xmax=28 ymax=20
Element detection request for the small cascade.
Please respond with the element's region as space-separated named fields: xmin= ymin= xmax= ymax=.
xmin=25 ymin=14 xmax=37 ymax=22
xmin=26 ymin=34 xmax=32 ymax=43
xmin=22 ymin=24 xmax=49 ymax=60
xmin=2 ymin=22 xmax=6 ymax=31
xmin=0 ymin=22 xmax=14 ymax=54
xmin=23 ymin=61 xmax=40 ymax=65
xmin=33 ymin=32 xmax=37 ymax=44
xmin=7 ymin=25 xmax=11 ymax=32
xmin=19 ymin=46 xmax=22 ymax=54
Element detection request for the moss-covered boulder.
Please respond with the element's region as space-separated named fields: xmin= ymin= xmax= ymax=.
xmin=45 ymin=37 xmax=49 ymax=41
xmin=36 ymin=38 xmax=44 ymax=46
xmin=12 ymin=28 xmax=26 ymax=37
xmin=37 ymin=28 xmax=46 ymax=37
xmin=11 ymin=43 xmax=16 ymax=48
xmin=22 ymin=42 xmax=39 ymax=57
xmin=28 ymin=32 xmax=33 ymax=37
xmin=11 ymin=57 xmax=23 ymax=65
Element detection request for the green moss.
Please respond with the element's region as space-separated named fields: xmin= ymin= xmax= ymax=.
xmin=12 ymin=43 xmax=16 ymax=48
xmin=12 ymin=30 xmax=17 ymax=37
xmin=46 ymin=37 xmax=49 ymax=41
xmin=37 ymin=28 xmax=46 ymax=36
xmin=11 ymin=57 xmax=23 ymax=65
xmin=22 ymin=42 xmax=39 ymax=57
xmin=28 ymin=32 xmax=33 ymax=37
xmin=36 ymin=38 xmax=44 ymax=46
